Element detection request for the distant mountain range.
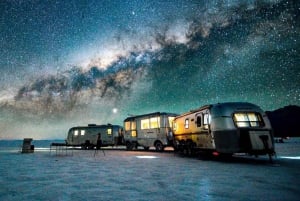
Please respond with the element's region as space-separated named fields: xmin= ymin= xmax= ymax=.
xmin=266 ymin=105 xmax=300 ymax=139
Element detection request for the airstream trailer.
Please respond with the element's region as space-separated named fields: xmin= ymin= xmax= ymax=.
xmin=66 ymin=124 xmax=124 ymax=149
xmin=124 ymin=112 xmax=178 ymax=151
xmin=172 ymin=102 xmax=275 ymax=159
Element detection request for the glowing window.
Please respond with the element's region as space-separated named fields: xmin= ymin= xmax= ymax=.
xmin=203 ymin=113 xmax=210 ymax=129
xmin=185 ymin=119 xmax=189 ymax=129
xmin=131 ymin=121 xmax=136 ymax=130
xmin=141 ymin=117 xmax=161 ymax=129
xmin=141 ymin=119 xmax=150 ymax=129
xmin=107 ymin=128 xmax=112 ymax=135
xmin=125 ymin=121 xmax=130 ymax=131
xmin=168 ymin=117 xmax=175 ymax=127
xmin=150 ymin=117 xmax=160 ymax=128
xmin=74 ymin=130 xmax=79 ymax=136
xmin=248 ymin=113 xmax=261 ymax=127
xmin=233 ymin=112 xmax=264 ymax=128
xmin=173 ymin=122 xmax=177 ymax=131
xmin=81 ymin=130 xmax=85 ymax=135
xmin=131 ymin=130 xmax=137 ymax=137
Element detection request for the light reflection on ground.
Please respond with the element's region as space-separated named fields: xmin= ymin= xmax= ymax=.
xmin=279 ymin=156 xmax=300 ymax=160
xmin=136 ymin=155 xmax=159 ymax=159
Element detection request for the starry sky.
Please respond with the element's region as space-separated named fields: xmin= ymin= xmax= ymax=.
xmin=0 ymin=0 xmax=299 ymax=139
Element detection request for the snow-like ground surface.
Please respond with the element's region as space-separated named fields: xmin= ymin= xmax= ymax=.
xmin=0 ymin=139 xmax=299 ymax=201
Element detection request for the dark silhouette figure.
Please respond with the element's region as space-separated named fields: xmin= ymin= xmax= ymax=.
xmin=94 ymin=133 xmax=105 ymax=156
xmin=96 ymin=133 xmax=102 ymax=150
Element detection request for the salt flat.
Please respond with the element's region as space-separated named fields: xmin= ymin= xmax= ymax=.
xmin=0 ymin=139 xmax=299 ymax=201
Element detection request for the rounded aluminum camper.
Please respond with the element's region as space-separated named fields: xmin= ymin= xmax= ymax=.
xmin=66 ymin=124 xmax=124 ymax=149
xmin=172 ymin=102 xmax=275 ymax=159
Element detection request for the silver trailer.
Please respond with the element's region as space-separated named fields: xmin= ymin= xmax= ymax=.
xmin=66 ymin=124 xmax=124 ymax=149
xmin=172 ymin=102 xmax=275 ymax=159
xmin=124 ymin=112 xmax=178 ymax=151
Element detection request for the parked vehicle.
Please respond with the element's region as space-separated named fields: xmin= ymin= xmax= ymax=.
xmin=124 ymin=112 xmax=178 ymax=151
xmin=172 ymin=102 xmax=275 ymax=160
xmin=66 ymin=124 xmax=124 ymax=149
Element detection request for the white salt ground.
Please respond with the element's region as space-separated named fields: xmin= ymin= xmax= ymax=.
xmin=0 ymin=139 xmax=299 ymax=201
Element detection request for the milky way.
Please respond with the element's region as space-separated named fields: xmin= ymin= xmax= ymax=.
xmin=0 ymin=0 xmax=299 ymax=139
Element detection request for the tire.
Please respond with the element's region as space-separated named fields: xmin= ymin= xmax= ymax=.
xmin=186 ymin=142 xmax=195 ymax=156
xmin=126 ymin=142 xmax=133 ymax=151
xmin=155 ymin=141 xmax=164 ymax=152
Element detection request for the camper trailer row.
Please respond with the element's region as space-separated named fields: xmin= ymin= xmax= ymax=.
xmin=66 ymin=112 xmax=177 ymax=151
xmin=66 ymin=102 xmax=275 ymax=159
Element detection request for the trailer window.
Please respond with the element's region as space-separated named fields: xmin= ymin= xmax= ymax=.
xmin=125 ymin=121 xmax=136 ymax=131
xmin=125 ymin=121 xmax=131 ymax=131
xmin=74 ymin=130 xmax=79 ymax=136
xmin=185 ymin=119 xmax=189 ymax=129
xmin=141 ymin=117 xmax=160 ymax=129
xmin=168 ymin=117 xmax=175 ymax=127
xmin=203 ymin=113 xmax=210 ymax=129
xmin=80 ymin=130 xmax=85 ymax=136
xmin=233 ymin=112 xmax=264 ymax=128
xmin=196 ymin=116 xmax=201 ymax=127
xmin=131 ymin=121 xmax=136 ymax=130
xmin=173 ymin=122 xmax=177 ymax=131
xmin=131 ymin=130 xmax=136 ymax=137
xmin=150 ymin=117 xmax=160 ymax=128
xmin=107 ymin=128 xmax=112 ymax=135
xmin=141 ymin=119 xmax=150 ymax=129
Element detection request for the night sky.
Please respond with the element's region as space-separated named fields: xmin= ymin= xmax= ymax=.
xmin=0 ymin=0 xmax=299 ymax=139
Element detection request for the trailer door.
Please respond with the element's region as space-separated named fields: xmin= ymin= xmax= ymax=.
xmin=124 ymin=120 xmax=137 ymax=140
xmin=195 ymin=112 xmax=213 ymax=148
xmin=105 ymin=126 xmax=113 ymax=144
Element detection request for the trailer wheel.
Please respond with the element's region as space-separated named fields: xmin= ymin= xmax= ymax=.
xmin=155 ymin=141 xmax=164 ymax=152
xmin=186 ymin=142 xmax=195 ymax=156
xmin=126 ymin=142 xmax=133 ymax=151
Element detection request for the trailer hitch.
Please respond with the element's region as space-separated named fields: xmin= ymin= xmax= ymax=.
xmin=259 ymin=135 xmax=273 ymax=163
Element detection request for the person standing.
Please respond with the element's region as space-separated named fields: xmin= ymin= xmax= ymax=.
xmin=96 ymin=133 xmax=102 ymax=150
xmin=94 ymin=133 xmax=105 ymax=156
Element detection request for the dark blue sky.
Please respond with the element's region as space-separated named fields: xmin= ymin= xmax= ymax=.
xmin=0 ymin=0 xmax=299 ymax=139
